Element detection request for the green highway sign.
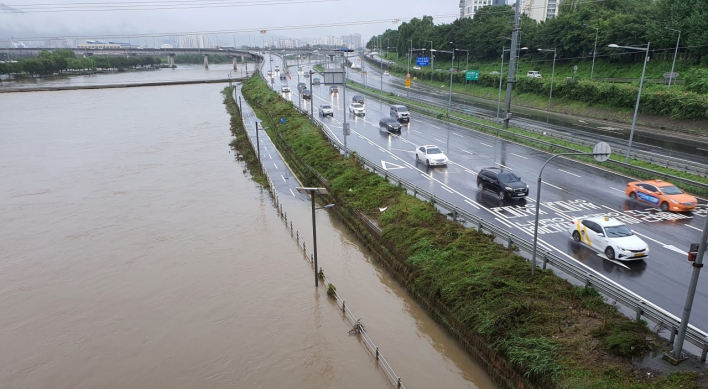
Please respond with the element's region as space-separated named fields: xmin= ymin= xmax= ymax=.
xmin=466 ymin=70 xmax=480 ymax=81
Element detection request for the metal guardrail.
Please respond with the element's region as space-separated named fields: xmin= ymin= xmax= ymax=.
xmin=260 ymin=66 xmax=708 ymax=360
xmin=346 ymin=78 xmax=708 ymax=180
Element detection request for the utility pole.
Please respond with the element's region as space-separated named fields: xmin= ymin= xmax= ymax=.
xmin=503 ymin=0 xmax=522 ymax=129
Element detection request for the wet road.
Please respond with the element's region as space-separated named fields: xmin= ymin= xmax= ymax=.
xmin=268 ymin=54 xmax=708 ymax=335
xmin=0 ymin=72 xmax=496 ymax=387
xmin=349 ymin=56 xmax=708 ymax=167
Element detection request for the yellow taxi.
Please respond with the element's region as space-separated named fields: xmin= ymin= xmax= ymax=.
xmin=625 ymin=179 xmax=697 ymax=212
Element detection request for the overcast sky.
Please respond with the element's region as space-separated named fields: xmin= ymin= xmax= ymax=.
xmin=0 ymin=0 xmax=464 ymax=46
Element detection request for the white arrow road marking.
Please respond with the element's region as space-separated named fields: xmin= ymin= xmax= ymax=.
xmin=632 ymin=231 xmax=688 ymax=255
xmin=381 ymin=161 xmax=407 ymax=170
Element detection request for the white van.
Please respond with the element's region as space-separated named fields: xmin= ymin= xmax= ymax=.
xmin=526 ymin=71 xmax=542 ymax=78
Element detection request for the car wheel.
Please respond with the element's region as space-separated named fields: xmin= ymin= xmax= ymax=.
xmin=629 ymin=192 xmax=637 ymax=200
xmin=477 ymin=182 xmax=484 ymax=191
xmin=415 ymin=154 xmax=419 ymax=162
xmin=660 ymin=202 xmax=669 ymax=212
xmin=605 ymin=247 xmax=615 ymax=260
xmin=498 ymin=190 xmax=506 ymax=200
xmin=426 ymin=159 xmax=430 ymax=166
xmin=572 ymin=231 xmax=581 ymax=242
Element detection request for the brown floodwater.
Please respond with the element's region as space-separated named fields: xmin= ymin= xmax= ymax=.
xmin=0 ymin=75 xmax=496 ymax=388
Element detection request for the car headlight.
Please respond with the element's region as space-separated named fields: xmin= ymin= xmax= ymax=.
xmin=526 ymin=184 xmax=529 ymax=189
xmin=505 ymin=187 xmax=513 ymax=191
xmin=670 ymin=199 xmax=678 ymax=204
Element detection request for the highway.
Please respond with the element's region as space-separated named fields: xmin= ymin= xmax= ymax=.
xmin=349 ymin=55 xmax=708 ymax=167
xmin=261 ymin=54 xmax=708 ymax=335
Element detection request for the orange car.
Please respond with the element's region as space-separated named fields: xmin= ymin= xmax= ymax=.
xmin=625 ymin=179 xmax=697 ymax=212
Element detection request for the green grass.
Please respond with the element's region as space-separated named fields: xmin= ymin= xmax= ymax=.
xmin=231 ymin=76 xmax=707 ymax=388
xmin=346 ymin=80 xmax=708 ymax=197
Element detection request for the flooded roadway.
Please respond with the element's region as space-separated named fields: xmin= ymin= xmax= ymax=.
xmin=0 ymin=66 xmax=495 ymax=388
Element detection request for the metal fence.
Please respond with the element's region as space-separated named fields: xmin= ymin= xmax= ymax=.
xmin=234 ymin=87 xmax=409 ymax=389
xmin=262 ymin=80 xmax=708 ymax=361
xmin=346 ymin=80 xmax=708 ymax=181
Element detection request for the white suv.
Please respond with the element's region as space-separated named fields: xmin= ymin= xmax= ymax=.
xmin=349 ymin=103 xmax=365 ymax=116
xmin=526 ymin=71 xmax=542 ymax=78
xmin=318 ymin=104 xmax=334 ymax=117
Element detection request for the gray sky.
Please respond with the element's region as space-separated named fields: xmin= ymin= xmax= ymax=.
xmin=0 ymin=0 xmax=461 ymax=46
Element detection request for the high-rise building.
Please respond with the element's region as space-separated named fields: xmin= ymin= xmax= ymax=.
xmin=460 ymin=0 xmax=506 ymax=19
xmin=178 ymin=34 xmax=210 ymax=48
xmin=521 ymin=0 xmax=560 ymax=21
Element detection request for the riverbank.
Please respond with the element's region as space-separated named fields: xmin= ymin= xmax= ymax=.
xmin=233 ymin=75 xmax=708 ymax=389
xmin=0 ymin=78 xmax=239 ymax=93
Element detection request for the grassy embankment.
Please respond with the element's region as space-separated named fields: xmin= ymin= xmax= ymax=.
xmin=221 ymin=87 xmax=267 ymax=187
xmin=231 ymin=75 xmax=707 ymax=389
xmin=343 ymin=79 xmax=708 ymax=198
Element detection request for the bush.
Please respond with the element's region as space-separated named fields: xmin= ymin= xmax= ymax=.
xmin=684 ymin=68 xmax=708 ymax=95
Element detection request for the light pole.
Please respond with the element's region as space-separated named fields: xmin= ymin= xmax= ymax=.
xmin=497 ymin=46 xmax=527 ymax=120
xmin=583 ymin=24 xmax=599 ymax=79
xmin=309 ymin=69 xmax=314 ymax=123
xmin=431 ymin=46 xmax=455 ymax=116
xmin=530 ymin=142 xmax=611 ymax=276
xmin=455 ymin=48 xmax=469 ymax=85
xmin=254 ymin=120 xmax=265 ymax=165
xmin=537 ymin=48 xmax=557 ymax=110
xmin=609 ymin=43 xmax=650 ymax=164
xmin=503 ymin=0 xmax=523 ymax=129
xmin=666 ymin=28 xmax=681 ymax=89
xmin=425 ymin=40 xmax=433 ymax=81
xmin=295 ymin=187 xmax=331 ymax=287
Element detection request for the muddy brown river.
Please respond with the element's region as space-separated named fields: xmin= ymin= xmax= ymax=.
xmin=0 ymin=66 xmax=496 ymax=388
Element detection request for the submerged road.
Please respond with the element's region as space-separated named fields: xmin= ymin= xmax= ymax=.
xmin=262 ymin=54 xmax=708 ymax=336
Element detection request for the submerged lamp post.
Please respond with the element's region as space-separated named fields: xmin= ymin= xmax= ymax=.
xmin=295 ymin=187 xmax=332 ymax=287
xmin=530 ymin=142 xmax=611 ymax=276
xmin=254 ymin=120 xmax=266 ymax=164
xmin=608 ymin=43 xmax=650 ymax=164
xmin=665 ymin=28 xmax=681 ymax=89
xmin=537 ymin=48 xmax=557 ymax=110
xmin=583 ymin=24 xmax=599 ymax=79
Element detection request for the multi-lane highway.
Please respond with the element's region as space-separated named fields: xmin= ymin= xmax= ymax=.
xmin=261 ymin=54 xmax=708 ymax=335
xmin=348 ymin=55 xmax=708 ymax=167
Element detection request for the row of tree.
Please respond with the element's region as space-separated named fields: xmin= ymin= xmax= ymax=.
xmin=368 ymin=0 xmax=708 ymax=66
xmin=0 ymin=49 xmax=162 ymax=77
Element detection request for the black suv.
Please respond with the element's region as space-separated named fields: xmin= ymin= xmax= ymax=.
xmin=302 ymin=89 xmax=311 ymax=100
xmin=477 ymin=167 xmax=528 ymax=200
xmin=352 ymin=95 xmax=365 ymax=104
xmin=378 ymin=117 xmax=401 ymax=133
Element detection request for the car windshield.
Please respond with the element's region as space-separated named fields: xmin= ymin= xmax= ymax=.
xmin=660 ymin=185 xmax=683 ymax=195
xmin=427 ymin=147 xmax=442 ymax=154
xmin=321 ymin=105 xmax=331 ymax=109
xmin=604 ymin=225 xmax=634 ymax=238
xmin=352 ymin=104 xmax=362 ymax=108
xmin=498 ymin=172 xmax=521 ymax=183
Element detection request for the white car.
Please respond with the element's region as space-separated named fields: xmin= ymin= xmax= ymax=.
xmin=319 ymin=104 xmax=334 ymax=117
xmin=383 ymin=71 xmax=390 ymax=76
xmin=526 ymin=71 xmax=542 ymax=78
xmin=281 ymin=86 xmax=291 ymax=94
xmin=415 ymin=145 xmax=448 ymax=166
xmin=349 ymin=103 xmax=365 ymax=116
xmin=569 ymin=216 xmax=649 ymax=261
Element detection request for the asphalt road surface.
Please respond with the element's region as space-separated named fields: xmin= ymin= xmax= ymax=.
xmin=263 ymin=54 xmax=708 ymax=335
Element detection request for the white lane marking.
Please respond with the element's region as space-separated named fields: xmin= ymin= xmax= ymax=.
xmin=273 ymin=163 xmax=279 ymax=169
xmin=558 ymin=169 xmax=581 ymax=177
xmin=461 ymin=150 xmax=474 ymax=155
xmin=480 ymin=142 xmax=493 ymax=147
xmin=289 ymin=188 xmax=296 ymax=196
xmin=464 ymin=199 xmax=481 ymax=209
xmin=686 ymin=225 xmax=702 ymax=231
xmin=441 ymin=185 xmax=453 ymax=193
xmin=494 ymin=162 xmax=510 ymax=169
xmin=431 ymin=125 xmax=441 ymax=129
xmin=268 ymin=154 xmax=273 ymax=159
xmin=412 ymin=130 xmax=422 ymax=134
xmin=511 ymin=153 xmax=528 ymax=159
xmin=420 ymin=173 xmax=433 ymax=180
xmin=595 ymin=253 xmax=631 ymax=269
xmin=281 ymin=175 xmax=287 ymax=182
xmin=381 ymin=161 xmax=406 ymax=170
xmin=609 ymin=187 xmax=624 ymax=193
xmin=435 ymin=138 xmax=445 ymax=143
xmin=542 ymin=181 xmax=563 ymax=190
xmin=632 ymin=231 xmax=688 ymax=255
xmin=453 ymin=132 xmax=463 ymax=137
xmin=697 ymin=147 xmax=708 ymax=152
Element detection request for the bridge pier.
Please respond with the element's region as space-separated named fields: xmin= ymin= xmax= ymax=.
xmin=167 ymin=53 xmax=176 ymax=68
xmin=231 ymin=56 xmax=238 ymax=71
xmin=203 ymin=54 xmax=209 ymax=70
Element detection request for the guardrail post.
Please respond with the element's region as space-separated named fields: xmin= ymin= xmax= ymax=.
xmin=413 ymin=188 xmax=417 ymax=198
xmin=542 ymin=254 xmax=548 ymax=269
xmin=635 ymin=307 xmax=643 ymax=321
xmin=478 ymin=222 xmax=483 ymax=233
xmin=375 ymin=347 xmax=379 ymax=360
xmin=702 ymin=339 xmax=708 ymax=362
xmin=507 ymin=237 xmax=513 ymax=249
xmin=452 ymin=209 xmax=457 ymax=222
xmin=397 ymin=378 xmax=401 ymax=388
xmin=584 ymin=275 xmax=590 ymax=288
xmin=342 ymin=301 xmax=346 ymax=313
xmin=669 ymin=327 xmax=677 ymax=343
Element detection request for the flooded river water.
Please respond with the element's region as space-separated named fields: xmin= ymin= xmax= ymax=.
xmin=0 ymin=66 xmax=495 ymax=388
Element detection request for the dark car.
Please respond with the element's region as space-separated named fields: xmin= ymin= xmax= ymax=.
xmin=302 ymin=89 xmax=312 ymax=100
xmin=329 ymin=86 xmax=339 ymax=94
xmin=312 ymin=77 xmax=321 ymax=85
xmin=477 ymin=167 xmax=528 ymax=200
xmin=352 ymin=95 xmax=365 ymax=104
xmin=379 ymin=117 xmax=401 ymax=133
xmin=297 ymin=82 xmax=307 ymax=91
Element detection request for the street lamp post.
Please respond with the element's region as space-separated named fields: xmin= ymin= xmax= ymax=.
xmin=425 ymin=40 xmax=433 ymax=81
xmin=497 ymin=46 xmax=527 ymax=120
xmin=455 ymin=48 xmax=469 ymax=85
xmin=295 ymin=187 xmax=330 ymax=287
xmin=666 ymin=28 xmax=681 ymax=89
xmin=449 ymin=43 xmax=455 ymax=117
xmin=583 ymin=24 xmax=599 ymax=79
xmin=609 ymin=43 xmax=650 ymax=164
xmin=530 ymin=143 xmax=611 ymax=276
xmin=254 ymin=121 xmax=265 ymax=165
xmin=538 ymin=48 xmax=557 ymax=110
xmin=503 ymin=0 xmax=523 ymax=129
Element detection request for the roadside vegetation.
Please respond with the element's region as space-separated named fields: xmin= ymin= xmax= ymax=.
xmin=234 ymin=75 xmax=707 ymax=388
xmin=0 ymin=49 xmax=161 ymax=78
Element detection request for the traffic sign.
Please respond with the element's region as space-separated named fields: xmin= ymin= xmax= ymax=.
xmin=466 ymin=70 xmax=480 ymax=81
xmin=405 ymin=78 xmax=410 ymax=88
xmin=415 ymin=56 xmax=430 ymax=66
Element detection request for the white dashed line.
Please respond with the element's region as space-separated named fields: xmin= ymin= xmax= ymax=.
xmin=686 ymin=225 xmax=703 ymax=231
xmin=273 ymin=163 xmax=279 ymax=169
xmin=281 ymin=175 xmax=287 ymax=182
xmin=420 ymin=174 xmax=432 ymax=180
xmin=558 ymin=169 xmax=581 ymax=177
xmin=431 ymin=125 xmax=441 ymax=129
xmin=464 ymin=199 xmax=481 ymax=209
xmin=511 ymin=153 xmax=527 ymax=159
xmin=412 ymin=130 xmax=422 ymax=134
xmin=542 ymin=181 xmax=562 ymax=190
xmin=268 ymin=154 xmax=273 ymax=159
xmin=289 ymin=188 xmax=295 ymax=196
xmin=461 ymin=150 xmax=474 ymax=155
xmin=480 ymin=142 xmax=493 ymax=148
xmin=453 ymin=133 xmax=463 ymax=137
xmin=609 ymin=187 xmax=624 ymax=193
xmin=441 ymin=186 xmax=453 ymax=193
xmin=434 ymin=138 xmax=445 ymax=143
xmin=494 ymin=162 xmax=510 ymax=169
